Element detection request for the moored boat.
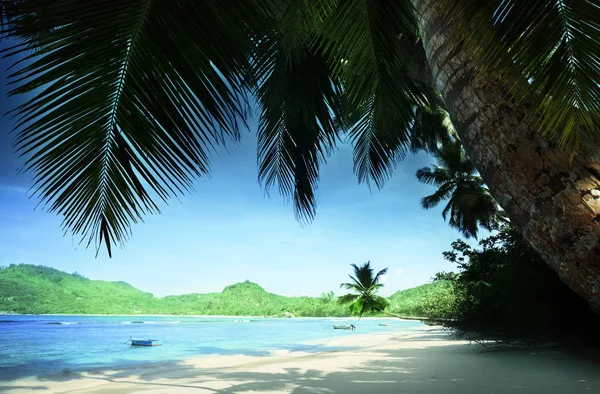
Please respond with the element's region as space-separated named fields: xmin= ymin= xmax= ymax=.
xmin=127 ymin=337 xmax=162 ymax=346
xmin=332 ymin=324 xmax=352 ymax=330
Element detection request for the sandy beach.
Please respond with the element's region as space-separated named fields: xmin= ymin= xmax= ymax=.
xmin=2 ymin=327 xmax=600 ymax=394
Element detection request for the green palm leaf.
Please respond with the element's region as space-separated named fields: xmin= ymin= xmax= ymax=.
xmin=438 ymin=0 xmax=600 ymax=150
xmin=417 ymin=140 xmax=505 ymax=238
xmin=421 ymin=183 xmax=454 ymax=210
xmin=409 ymin=105 xmax=455 ymax=153
xmin=255 ymin=46 xmax=343 ymax=222
xmin=337 ymin=293 xmax=359 ymax=305
xmin=253 ymin=0 xmax=344 ymax=222
xmin=316 ymin=0 xmax=428 ymax=189
xmin=3 ymin=0 xmax=265 ymax=256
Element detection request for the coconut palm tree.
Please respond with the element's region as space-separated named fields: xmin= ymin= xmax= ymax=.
xmin=319 ymin=291 xmax=336 ymax=304
xmin=338 ymin=261 xmax=391 ymax=317
xmin=2 ymin=0 xmax=600 ymax=315
xmin=416 ymin=140 xmax=506 ymax=239
xmin=409 ymin=105 xmax=456 ymax=154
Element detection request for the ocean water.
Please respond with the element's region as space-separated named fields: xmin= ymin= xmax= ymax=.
xmin=0 ymin=315 xmax=424 ymax=381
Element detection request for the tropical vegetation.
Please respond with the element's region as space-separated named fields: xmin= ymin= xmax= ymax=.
xmin=425 ymin=227 xmax=600 ymax=345
xmin=338 ymin=261 xmax=394 ymax=317
xmin=0 ymin=263 xmax=448 ymax=317
xmin=416 ymin=140 xmax=506 ymax=239
xmin=387 ymin=281 xmax=454 ymax=318
xmin=2 ymin=0 xmax=600 ymax=314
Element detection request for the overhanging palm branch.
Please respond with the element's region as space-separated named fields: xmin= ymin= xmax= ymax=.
xmin=1 ymin=0 xmax=12 ymax=35
xmin=338 ymin=261 xmax=391 ymax=317
xmin=416 ymin=141 xmax=506 ymax=238
xmin=2 ymin=0 xmax=270 ymax=256
xmin=437 ymin=0 xmax=600 ymax=151
xmin=253 ymin=1 xmax=343 ymax=222
xmin=3 ymin=0 xmax=599 ymax=256
xmin=315 ymin=0 xmax=430 ymax=189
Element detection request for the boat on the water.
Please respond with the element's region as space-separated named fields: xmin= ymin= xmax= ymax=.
xmin=332 ymin=324 xmax=353 ymax=330
xmin=127 ymin=337 xmax=162 ymax=346
xmin=378 ymin=323 xmax=392 ymax=326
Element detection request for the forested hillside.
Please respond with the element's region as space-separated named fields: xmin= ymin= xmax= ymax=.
xmin=0 ymin=265 xmax=157 ymax=314
xmin=388 ymin=281 xmax=453 ymax=317
xmin=0 ymin=264 xmax=449 ymax=316
xmin=0 ymin=264 xmax=446 ymax=317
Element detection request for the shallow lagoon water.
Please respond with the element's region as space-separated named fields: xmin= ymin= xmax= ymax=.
xmin=0 ymin=315 xmax=424 ymax=380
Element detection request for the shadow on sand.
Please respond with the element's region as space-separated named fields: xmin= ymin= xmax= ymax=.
xmin=3 ymin=329 xmax=600 ymax=393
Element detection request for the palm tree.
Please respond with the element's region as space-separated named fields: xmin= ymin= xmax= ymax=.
xmin=338 ymin=261 xmax=391 ymax=317
xmin=416 ymin=140 xmax=506 ymax=239
xmin=2 ymin=0 xmax=600 ymax=315
xmin=409 ymin=105 xmax=457 ymax=154
xmin=319 ymin=291 xmax=336 ymax=304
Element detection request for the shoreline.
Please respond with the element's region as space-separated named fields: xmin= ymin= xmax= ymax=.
xmin=3 ymin=326 xmax=600 ymax=393
xmin=0 ymin=313 xmax=402 ymax=319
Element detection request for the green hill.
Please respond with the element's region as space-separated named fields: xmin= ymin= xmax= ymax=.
xmin=0 ymin=264 xmax=448 ymax=317
xmin=0 ymin=265 xmax=349 ymax=316
xmin=388 ymin=281 xmax=454 ymax=317
xmin=0 ymin=264 xmax=156 ymax=314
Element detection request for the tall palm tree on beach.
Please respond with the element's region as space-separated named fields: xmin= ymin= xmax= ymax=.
xmin=2 ymin=0 xmax=600 ymax=314
xmin=416 ymin=140 xmax=506 ymax=239
xmin=338 ymin=261 xmax=391 ymax=317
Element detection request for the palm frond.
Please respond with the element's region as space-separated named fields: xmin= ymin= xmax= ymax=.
xmin=338 ymin=293 xmax=359 ymax=305
xmin=417 ymin=138 xmax=504 ymax=238
xmin=1 ymin=0 xmax=13 ymax=36
xmin=373 ymin=295 xmax=391 ymax=309
xmin=353 ymin=260 xmax=376 ymax=288
xmin=373 ymin=267 xmax=388 ymax=284
xmin=340 ymin=281 xmax=361 ymax=291
xmin=315 ymin=0 xmax=428 ymax=189
xmin=409 ymin=105 xmax=455 ymax=153
xmin=445 ymin=183 xmax=502 ymax=238
xmin=415 ymin=166 xmax=451 ymax=186
xmin=255 ymin=47 xmax=342 ymax=222
xmin=421 ymin=183 xmax=455 ymax=210
xmin=432 ymin=141 xmax=467 ymax=176
xmin=3 ymin=0 xmax=264 ymax=256
xmin=438 ymin=0 xmax=600 ymax=151
xmin=254 ymin=2 xmax=343 ymax=223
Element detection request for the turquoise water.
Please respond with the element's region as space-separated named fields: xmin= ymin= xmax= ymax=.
xmin=0 ymin=315 xmax=424 ymax=381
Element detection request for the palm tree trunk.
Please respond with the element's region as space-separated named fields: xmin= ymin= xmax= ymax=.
xmin=414 ymin=0 xmax=600 ymax=315
xmin=381 ymin=310 xmax=404 ymax=318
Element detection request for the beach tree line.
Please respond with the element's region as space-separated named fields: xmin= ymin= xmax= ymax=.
xmin=338 ymin=231 xmax=600 ymax=346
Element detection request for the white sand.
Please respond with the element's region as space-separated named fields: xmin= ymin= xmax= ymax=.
xmin=2 ymin=327 xmax=600 ymax=393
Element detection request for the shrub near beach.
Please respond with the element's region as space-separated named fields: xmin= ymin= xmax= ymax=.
xmin=428 ymin=226 xmax=600 ymax=345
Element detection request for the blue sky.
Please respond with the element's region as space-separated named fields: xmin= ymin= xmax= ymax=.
xmin=0 ymin=46 xmax=475 ymax=299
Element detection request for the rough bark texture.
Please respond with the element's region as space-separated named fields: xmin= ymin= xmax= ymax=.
xmin=415 ymin=0 xmax=600 ymax=314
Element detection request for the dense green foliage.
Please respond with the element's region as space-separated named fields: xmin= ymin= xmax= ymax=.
xmin=0 ymin=264 xmax=156 ymax=314
xmin=0 ymin=264 xmax=351 ymax=316
xmin=429 ymin=227 xmax=600 ymax=344
xmin=388 ymin=281 xmax=454 ymax=318
xmin=0 ymin=264 xmax=441 ymax=317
